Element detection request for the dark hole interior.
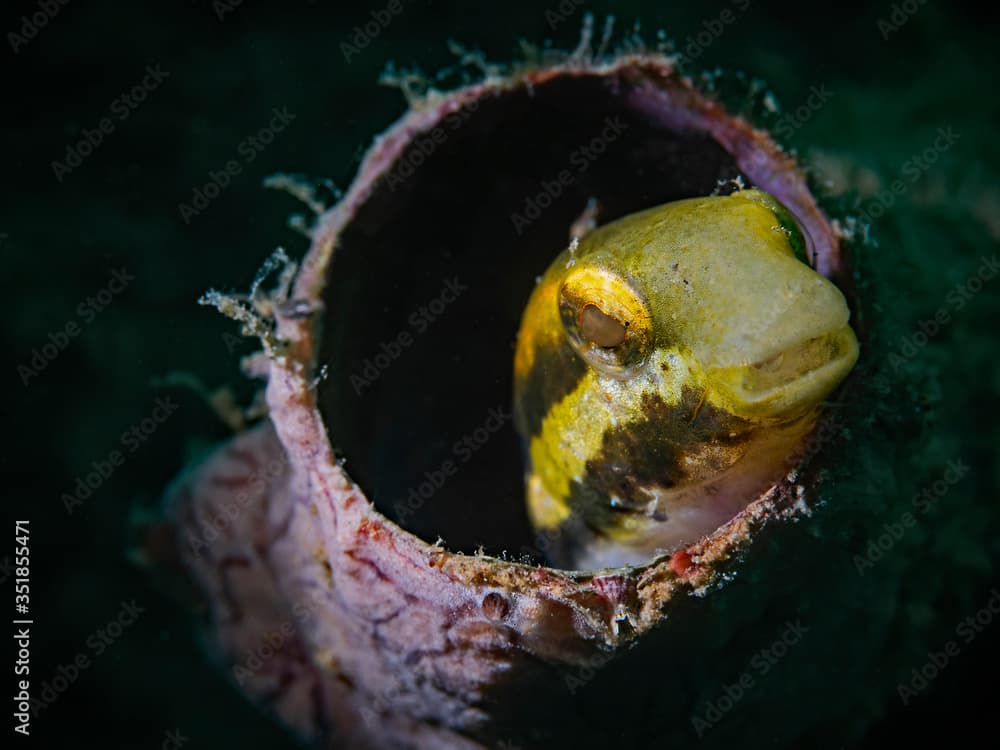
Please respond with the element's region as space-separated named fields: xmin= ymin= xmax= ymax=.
xmin=318 ymin=71 xmax=745 ymax=561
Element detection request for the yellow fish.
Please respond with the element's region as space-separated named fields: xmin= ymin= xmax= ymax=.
xmin=513 ymin=190 xmax=859 ymax=570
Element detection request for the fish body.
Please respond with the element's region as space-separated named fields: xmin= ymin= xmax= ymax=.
xmin=513 ymin=190 xmax=859 ymax=569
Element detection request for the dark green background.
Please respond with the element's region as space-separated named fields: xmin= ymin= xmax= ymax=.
xmin=3 ymin=0 xmax=997 ymax=748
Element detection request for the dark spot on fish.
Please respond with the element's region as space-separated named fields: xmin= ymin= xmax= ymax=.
xmin=565 ymin=389 xmax=754 ymax=535
xmin=514 ymin=340 xmax=587 ymax=438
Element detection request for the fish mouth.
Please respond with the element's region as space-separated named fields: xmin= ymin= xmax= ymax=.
xmin=709 ymin=325 xmax=860 ymax=420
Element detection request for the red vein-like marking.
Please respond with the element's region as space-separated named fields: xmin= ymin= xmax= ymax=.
xmin=351 ymin=519 xmax=435 ymax=582
xmin=216 ymin=554 xmax=254 ymax=624
xmin=590 ymin=574 xmax=634 ymax=605
xmin=315 ymin=475 xmax=340 ymax=533
xmin=370 ymin=608 xmax=405 ymax=627
xmin=219 ymin=554 xmax=252 ymax=568
xmin=343 ymin=549 xmax=393 ymax=584
xmin=227 ymin=446 xmax=260 ymax=471
xmin=209 ymin=474 xmax=254 ymax=489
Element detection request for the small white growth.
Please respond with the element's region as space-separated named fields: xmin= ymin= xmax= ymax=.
xmin=713 ymin=174 xmax=747 ymax=196
xmin=379 ymin=61 xmax=434 ymax=106
xmin=250 ymin=247 xmax=291 ymax=299
xmin=779 ymin=484 xmax=811 ymax=519
xmin=655 ymin=28 xmax=669 ymax=54
xmin=569 ymin=196 xmax=600 ymax=241
xmin=611 ymin=604 xmax=631 ymax=636
xmin=565 ymin=14 xmax=646 ymax=64
xmin=565 ymin=237 xmax=580 ymax=268
xmin=569 ymin=13 xmax=595 ymax=63
xmin=285 ymin=214 xmax=311 ymax=239
xmin=596 ymin=15 xmax=616 ymax=59
xmin=382 ymin=40 xmax=508 ymax=109
xmin=309 ymin=363 xmax=330 ymax=390
xmin=262 ymin=173 xmax=340 ymax=215
xmin=832 ymin=216 xmax=870 ymax=245
xmin=441 ymin=40 xmax=503 ymax=82
xmin=199 ymin=247 xmax=299 ymax=359
xmin=627 ymin=20 xmax=645 ymax=52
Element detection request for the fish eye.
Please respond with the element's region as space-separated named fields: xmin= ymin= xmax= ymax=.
xmin=579 ymin=304 xmax=628 ymax=348
xmin=558 ymin=266 xmax=652 ymax=377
